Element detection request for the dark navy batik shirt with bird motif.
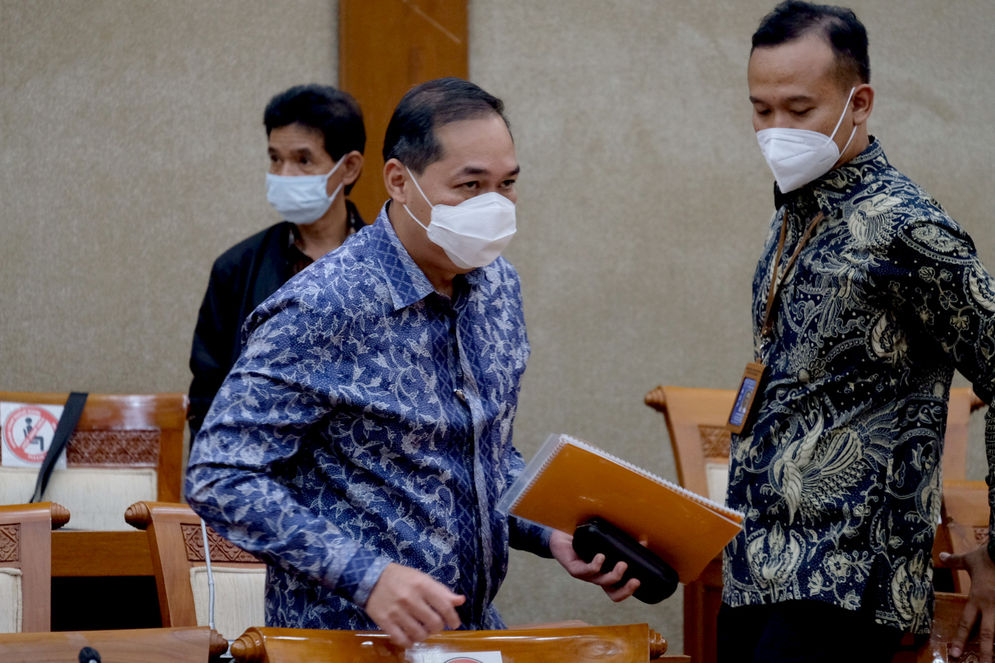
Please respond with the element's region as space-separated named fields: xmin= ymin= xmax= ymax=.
xmin=724 ymin=139 xmax=995 ymax=635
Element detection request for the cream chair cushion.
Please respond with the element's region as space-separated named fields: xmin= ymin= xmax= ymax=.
xmin=190 ymin=565 xmax=267 ymax=641
xmin=706 ymin=461 xmax=730 ymax=506
xmin=0 ymin=467 xmax=157 ymax=531
xmin=0 ymin=567 xmax=22 ymax=633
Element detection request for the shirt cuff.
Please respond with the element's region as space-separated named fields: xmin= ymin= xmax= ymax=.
xmin=332 ymin=548 xmax=392 ymax=608
xmin=509 ymin=515 xmax=554 ymax=559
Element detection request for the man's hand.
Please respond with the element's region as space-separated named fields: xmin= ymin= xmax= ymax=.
xmin=364 ymin=563 xmax=465 ymax=648
xmin=940 ymin=545 xmax=995 ymax=662
xmin=549 ymin=528 xmax=640 ymax=602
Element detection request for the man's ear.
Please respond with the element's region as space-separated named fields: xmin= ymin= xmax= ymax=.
xmin=341 ymin=150 xmax=364 ymax=186
xmin=852 ymin=83 xmax=874 ymax=125
xmin=383 ymin=158 xmax=409 ymax=203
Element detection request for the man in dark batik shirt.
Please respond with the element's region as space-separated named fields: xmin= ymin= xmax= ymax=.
xmin=719 ymin=3 xmax=995 ymax=662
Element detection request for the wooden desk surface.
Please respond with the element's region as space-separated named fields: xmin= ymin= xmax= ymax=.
xmin=0 ymin=626 xmax=225 ymax=662
xmin=51 ymin=529 xmax=152 ymax=577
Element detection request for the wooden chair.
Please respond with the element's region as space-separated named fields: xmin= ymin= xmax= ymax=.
xmin=930 ymin=388 xmax=986 ymax=585
xmin=938 ymin=389 xmax=987 ymax=481
xmin=643 ymin=385 xmax=733 ymax=663
xmin=0 ymin=392 xmax=187 ymax=531
xmin=644 ymin=386 xmax=735 ymax=504
xmin=643 ymin=385 xmax=986 ymax=663
xmin=229 ymin=624 xmax=683 ymax=662
xmin=0 ymin=502 xmax=69 ymax=633
xmin=125 ymin=501 xmax=266 ymax=642
xmin=934 ymin=479 xmax=989 ymax=594
xmin=0 ymin=626 xmax=228 ymax=663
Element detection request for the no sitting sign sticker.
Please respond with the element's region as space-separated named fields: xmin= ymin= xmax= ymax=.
xmin=1 ymin=402 xmax=68 ymax=469
xmin=408 ymin=652 xmax=502 ymax=663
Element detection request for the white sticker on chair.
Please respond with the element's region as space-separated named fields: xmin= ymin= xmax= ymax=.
xmin=407 ymin=650 xmax=503 ymax=663
xmin=0 ymin=402 xmax=67 ymax=469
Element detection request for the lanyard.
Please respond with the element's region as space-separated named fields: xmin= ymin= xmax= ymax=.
xmin=760 ymin=211 xmax=825 ymax=340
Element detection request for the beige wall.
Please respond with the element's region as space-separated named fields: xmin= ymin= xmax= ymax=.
xmin=2 ymin=0 xmax=993 ymax=649
xmin=1 ymin=0 xmax=338 ymax=391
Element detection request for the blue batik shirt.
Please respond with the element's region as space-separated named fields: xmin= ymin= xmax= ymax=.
xmin=186 ymin=204 xmax=551 ymax=631
xmin=724 ymin=139 xmax=995 ymax=634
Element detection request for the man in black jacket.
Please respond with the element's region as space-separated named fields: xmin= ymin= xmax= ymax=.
xmin=188 ymin=84 xmax=366 ymax=442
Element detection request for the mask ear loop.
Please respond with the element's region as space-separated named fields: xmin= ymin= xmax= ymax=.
xmin=317 ymin=156 xmax=349 ymax=209
xmin=838 ymin=124 xmax=858 ymax=158
xmin=327 ymin=157 xmax=343 ymax=176
xmin=402 ymin=166 xmax=434 ymax=231
xmin=826 ymin=87 xmax=857 ymax=145
xmin=326 ymin=181 xmax=344 ymax=205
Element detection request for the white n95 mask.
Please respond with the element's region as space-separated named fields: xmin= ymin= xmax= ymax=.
xmin=756 ymin=87 xmax=857 ymax=193
xmin=266 ymin=157 xmax=344 ymax=225
xmin=403 ymin=166 xmax=517 ymax=270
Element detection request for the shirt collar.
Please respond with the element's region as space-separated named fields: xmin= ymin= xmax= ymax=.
xmin=369 ymin=202 xmax=491 ymax=311
xmin=282 ymin=222 xmax=313 ymax=274
xmin=775 ymin=136 xmax=886 ymax=216
xmin=370 ymin=203 xmax=438 ymax=311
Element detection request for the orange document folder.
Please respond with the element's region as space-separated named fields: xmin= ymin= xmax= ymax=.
xmin=498 ymin=434 xmax=744 ymax=584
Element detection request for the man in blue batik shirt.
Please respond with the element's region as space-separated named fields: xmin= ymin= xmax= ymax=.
xmin=186 ymin=78 xmax=637 ymax=647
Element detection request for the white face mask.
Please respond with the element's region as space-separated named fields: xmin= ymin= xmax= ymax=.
xmin=266 ymin=157 xmax=344 ymax=225
xmin=402 ymin=166 xmax=517 ymax=270
xmin=756 ymin=87 xmax=857 ymax=193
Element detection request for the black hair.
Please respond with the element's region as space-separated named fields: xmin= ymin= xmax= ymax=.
xmin=264 ymin=84 xmax=366 ymax=193
xmin=752 ymin=1 xmax=870 ymax=85
xmin=382 ymin=77 xmax=509 ymax=174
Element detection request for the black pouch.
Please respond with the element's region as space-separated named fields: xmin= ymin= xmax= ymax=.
xmin=572 ymin=517 xmax=679 ymax=604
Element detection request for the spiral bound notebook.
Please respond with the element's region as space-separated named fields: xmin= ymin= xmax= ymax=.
xmin=498 ymin=433 xmax=744 ymax=584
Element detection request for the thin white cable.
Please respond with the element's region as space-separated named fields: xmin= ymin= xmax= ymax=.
xmin=200 ymin=518 xmax=216 ymax=632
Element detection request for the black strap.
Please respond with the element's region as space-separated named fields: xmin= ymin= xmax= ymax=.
xmin=29 ymin=392 xmax=87 ymax=503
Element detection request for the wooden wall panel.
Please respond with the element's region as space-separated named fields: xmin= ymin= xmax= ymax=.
xmin=339 ymin=0 xmax=468 ymax=222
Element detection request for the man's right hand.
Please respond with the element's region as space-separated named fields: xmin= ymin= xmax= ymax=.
xmin=364 ymin=563 xmax=465 ymax=648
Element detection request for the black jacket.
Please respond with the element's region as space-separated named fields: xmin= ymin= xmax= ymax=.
xmin=187 ymin=204 xmax=363 ymax=440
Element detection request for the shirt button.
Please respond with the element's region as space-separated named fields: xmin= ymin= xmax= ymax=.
xmin=454 ymin=388 xmax=467 ymax=402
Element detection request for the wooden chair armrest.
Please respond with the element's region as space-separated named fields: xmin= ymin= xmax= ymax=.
xmin=125 ymin=501 xmax=153 ymax=530
xmin=644 ymin=385 xmax=668 ymax=413
xmin=50 ymin=502 xmax=70 ymax=529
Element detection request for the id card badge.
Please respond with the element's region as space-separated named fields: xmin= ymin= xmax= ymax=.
xmin=727 ymin=361 xmax=766 ymax=434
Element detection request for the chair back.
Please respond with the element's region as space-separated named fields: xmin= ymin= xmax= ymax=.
xmin=0 ymin=393 xmax=187 ymax=531
xmin=125 ymin=501 xmax=265 ymax=642
xmin=0 ymin=502 xmax=70 ymax=632
xmin=939 ymin=388 xmax=986 ymax=481
xmin=645 ymin=386 xmax=984 ymax=504
xmin=644 ymin=386 xmax=735 ymax=503
xmin=934 ymin=479 xmax=989 ymax=594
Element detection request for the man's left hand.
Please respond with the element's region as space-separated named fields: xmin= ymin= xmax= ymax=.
xmin=941 ymin=545 xmax=995 ymax=663
xmin=549 ymin=529 xmax=640 ymax=602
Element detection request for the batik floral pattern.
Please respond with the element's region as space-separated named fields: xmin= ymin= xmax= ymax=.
xmin=724 ymin=140 xmax=995 ymax=634
xmin=186 ymin=208 xmax=549 ymax=631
